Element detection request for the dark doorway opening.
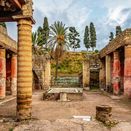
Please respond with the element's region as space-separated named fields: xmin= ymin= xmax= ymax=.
xmin=90 ymin=69 xmax=99 ymax=89
xmin=119 ymin=47 xmax=124 ymax=95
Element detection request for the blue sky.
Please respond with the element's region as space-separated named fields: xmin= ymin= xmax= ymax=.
xmin=7 ymin=0 xmax=131 ymax=51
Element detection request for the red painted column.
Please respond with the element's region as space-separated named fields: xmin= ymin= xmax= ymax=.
xmin=0 ymin=49 xmax=6 ymax=99
xmin=11 ymin=54 xmax=17 ymax=95
xmin=124 ymin=45 xmax=131 ymax=98
xmin=112 ymin=51 xmax=120 ymax=95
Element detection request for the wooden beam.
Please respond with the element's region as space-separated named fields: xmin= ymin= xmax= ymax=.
xmin=0 ymin=17 xmax=14 ymax=22
xmin=9 ymin=0 xmax=22 ymax=9
xmin=19 ymin=0 xmax=26 ymax=4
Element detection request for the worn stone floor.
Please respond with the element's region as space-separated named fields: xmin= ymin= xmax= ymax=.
xmin=0 ymin=91 xmax=131 ymax=131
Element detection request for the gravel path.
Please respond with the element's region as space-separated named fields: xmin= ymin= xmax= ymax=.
xmin=0 ymin=91 xmax=131 ymax=131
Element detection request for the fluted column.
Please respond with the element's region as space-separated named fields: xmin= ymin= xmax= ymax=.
xmin=17 ymin=19 xmax=32 ymax=120
xmin=11 ymin=54 xmax=17 ymax=95
xmin=124 ymin=45 xmax=131 ymax=98
xmin=106 ymin=55 xmax=111 ymax=91
xmin=0 ymin=48 xmax=6 ymax=99
xmin=112 ymin=51 xmax=121 ymax=95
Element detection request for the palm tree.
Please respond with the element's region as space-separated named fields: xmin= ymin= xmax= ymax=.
xmin=48 ymin=21 xmax=69 ymax=79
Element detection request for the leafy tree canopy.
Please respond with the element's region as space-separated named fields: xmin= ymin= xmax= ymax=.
xmin=69 ymin=27 xmax=80 ymax=51
xmin=116 ymin=26 xmax=122 ymax=36
xmin=109 ymin=32 xmax=114 ymax=42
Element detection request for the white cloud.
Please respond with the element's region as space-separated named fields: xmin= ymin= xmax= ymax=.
xmin=34 ymin=0 xmax=74 ymax=16
xmin=103 ymin=0 xmax=131 ymax=9
xmin=5 ymin=0 xmax=131 ymax=51
xmin=106 ymin=7 xmax=131 ymax=26
xmin=33 ymin=0 xmax=91 ymax=50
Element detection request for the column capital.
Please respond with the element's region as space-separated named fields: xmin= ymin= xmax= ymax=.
xmin=17 ymin=19 xmax=32 ymax=27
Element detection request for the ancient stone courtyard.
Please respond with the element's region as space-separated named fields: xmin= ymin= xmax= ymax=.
xmin=0 ymin=90 xmax=131 ymax=131
xmin=0 ymin=0 xmax=131 ymax=130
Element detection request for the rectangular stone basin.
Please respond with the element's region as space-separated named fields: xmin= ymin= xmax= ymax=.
xmin=47 ymin=88 xmax=83 ymax=101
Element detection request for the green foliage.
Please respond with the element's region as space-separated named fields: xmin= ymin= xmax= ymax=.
xmin=9 ymin=128 xmax=14 ymax=131
xmin=32 ymin=28 xmax=43 ymax=46
xmin=43 ymin=17 xmax=49 ymax=47
xmin=84 ymin=26 xmax=90 ymax=50
xmin=37 ymin=26 xmax=45 ymax=46
xmin=69 ymin=27 xmax=80 ymax=51
xmin=116 ymin=26 xmax=122 ymax=36
xmin=0 ymin=22 xmax=6 ymax=28
xmin=90 ymin=22 xmax=97 ymax=51
xmin=51 ymin=52 xmax=83 ymax=75
xmin=109 ymin=32 xmax=114 ymax=42
xmin=32 ymin=17 xmax=49 ymax=47
xmin=49 ymin=21 xmax=69 ymax=79
xmin=49 ymin=21 xmax=69 ymax=58
xmin=95 ymin=49 xmax=99 ymax=53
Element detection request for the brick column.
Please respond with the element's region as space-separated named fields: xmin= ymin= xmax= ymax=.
xmin=106 ymin=55 xmax=111 ymax=91
xmin=82 ymin=60 xmax=90 ymax=88
xmin=17 ymin=19 xmax=32 ymax=120
xmin=112 ymin=51 xmax=120 ymax=95
xmin=99 ymin=59 xmax=105 ymax=90
xmin=0 ymin=49 xmax=6 ymax=99
xmin=11 ymin=54 xmax=17 ymax=95
xmin=124 ymin=45 xmax=131 ymax=98
xmin=44 ymin=59 xmax=51 ymax=89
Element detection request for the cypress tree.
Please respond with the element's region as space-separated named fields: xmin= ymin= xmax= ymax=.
xmin=116 ymin=26 xmax=122 ymax=36
xmin=109 ymin=32 xmax=114 ymax=42
xmin=43 ymin=17 xmax=49 ymax=47
xmin=90 ymin=22 xmax=96 ymax=51
xmin=84 ymin=26 xmax=90 ymax=51
xmin=34 ymin=17 xmax=49 ymax=47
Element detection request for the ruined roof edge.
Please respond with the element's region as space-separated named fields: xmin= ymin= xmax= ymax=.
xmin=99 ymin=28 xmax=131 ymax=58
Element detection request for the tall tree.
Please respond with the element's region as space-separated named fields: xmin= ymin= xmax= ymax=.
xmin=109 ymin=32 xmax=114 ymax=42
xmin=90 ymin=22 xmax=96 ymax=51
xmin=43 ymin=17 xmax=49 ymax=48
xmin=49 ymin=21 xmax=69 ymax=79
xmin=69 ymin=27 xmax=80 ymax=51
xmin=32 ymin=17 xmax=50 ymax=48
xmin=84 ymin=26 xmax=90 ymax=51
xmin=116 ymin=26 xmax=122 ymax=36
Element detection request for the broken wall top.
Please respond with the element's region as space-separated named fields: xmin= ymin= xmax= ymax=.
xmin=100 ymin=29 xmax=131 ymax=58
xmin=0 ymin=25 xmax=17 ymax=53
